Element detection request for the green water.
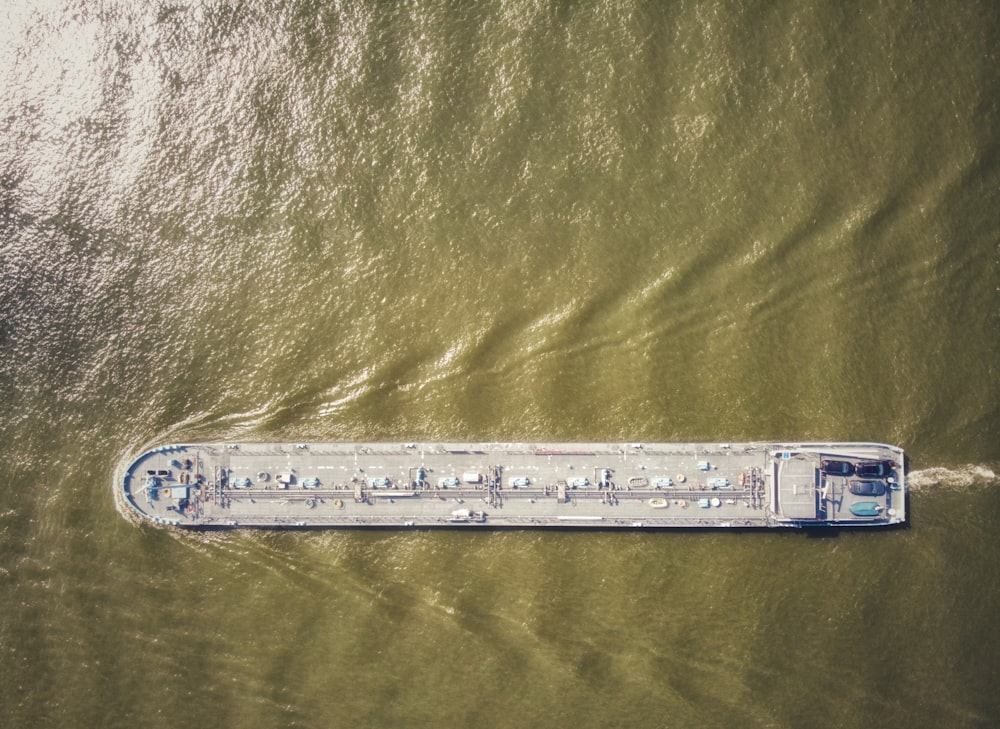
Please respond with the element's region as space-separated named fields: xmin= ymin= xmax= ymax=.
xmin=2 ymin=1 xmax=999 ymax=727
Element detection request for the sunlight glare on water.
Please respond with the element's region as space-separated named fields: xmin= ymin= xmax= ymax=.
xmin=1 ymin=1 xmax=999 ymax=728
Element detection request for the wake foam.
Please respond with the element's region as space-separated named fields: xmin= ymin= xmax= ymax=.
xmin=906 ymin=465 xmax=997 ymax=491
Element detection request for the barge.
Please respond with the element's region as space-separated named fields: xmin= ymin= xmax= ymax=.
xmin=118 ymin=441 xmax=905 ymax=529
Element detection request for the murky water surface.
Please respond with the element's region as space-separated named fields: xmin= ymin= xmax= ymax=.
xmin=1 ymin=2 xmax=998 ymax=727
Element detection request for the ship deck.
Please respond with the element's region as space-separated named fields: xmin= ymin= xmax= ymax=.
xmin=119 ymin=441 xmax=905 ymax=529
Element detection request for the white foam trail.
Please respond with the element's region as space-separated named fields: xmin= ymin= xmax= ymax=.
xmin=906 ymin=465 xmax=997 ymax=491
